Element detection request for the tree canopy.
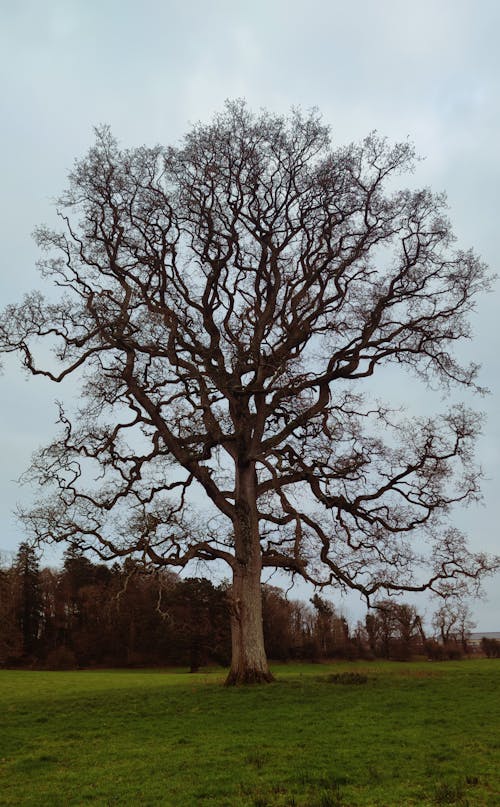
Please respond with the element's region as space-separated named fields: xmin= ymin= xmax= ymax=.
xmin=0 ymin=101 xmax=496 ymax=683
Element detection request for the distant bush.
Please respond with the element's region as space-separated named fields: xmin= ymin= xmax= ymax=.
xmin=445 ymin=645 xmax=464 ymax=660
xmin=424 ymin=640 xmax=446 ymax=661
xmin=424 ymin=640 xmax=463 ymax=661
xmin=481 ymin=637 xmax=500 ymax=658
xmin=325 ymin=672 xmax=368 ymax=685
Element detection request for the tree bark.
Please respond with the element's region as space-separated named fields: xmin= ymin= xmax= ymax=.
xmin=225 ymin=463 xmax=274 ymax=685
xmin=226 ymin=557 xmax=274 ymax=685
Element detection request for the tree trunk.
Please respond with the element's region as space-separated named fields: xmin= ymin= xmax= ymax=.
xmin=225 ymin=558 xmax=274 ymax=685
xmin=225 ymin=463 xmax=274 ymax=685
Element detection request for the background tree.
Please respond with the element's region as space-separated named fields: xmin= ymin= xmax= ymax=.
xmin=14 ymin=542 xmax=42 ymax=659
xmin=365 ymin=600 xmax=424 ymax=660
xmin=0 ymin=102 xmax=496 ymax=683
xmin=0 ymin=558 xmax=23 ymax=664
xmin=431 ymin=597 xmax=475 ymax=654
xmin=262 ymin=585 xmax=295 ymax=661
xmin=310 ymin=594 xmax=349 ymax=659
xmin=168 ymin=577 xmax=230 ymax=671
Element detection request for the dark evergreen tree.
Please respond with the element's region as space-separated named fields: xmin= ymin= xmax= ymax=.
xmin=169 ymin=578 xmax=230 ymax=671
xmin=262 ymin=586 xmax=294 ymax=661
xmin=0 ymin=563 xmax=23 ymax=664
xmin=15 ymin=542 xmax=42 ymax=658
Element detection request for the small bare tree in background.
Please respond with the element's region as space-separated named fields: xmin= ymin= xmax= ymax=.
xmin=432 ymin=597 xmax=476 ymax=652
xmin=1 ymin=102 xmax=496 ymax=683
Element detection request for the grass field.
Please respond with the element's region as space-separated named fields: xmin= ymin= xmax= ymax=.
xmin=0 ymin=660 xmax=499 ymax=806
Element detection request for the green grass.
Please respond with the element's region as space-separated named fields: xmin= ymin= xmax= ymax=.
xmin=0 ymin=660 xmax=499 ymax=806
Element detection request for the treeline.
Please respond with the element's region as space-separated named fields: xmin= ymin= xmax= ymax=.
xmin=1 ymin=543 xmax=495 ymax=669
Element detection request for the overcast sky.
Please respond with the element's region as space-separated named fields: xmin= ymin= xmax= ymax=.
xmin=1 ymin=0 xmax=499 ymax=630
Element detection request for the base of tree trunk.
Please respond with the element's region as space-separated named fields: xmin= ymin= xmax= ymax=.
xmin=224 ymin=667 xmax=275 ymax=686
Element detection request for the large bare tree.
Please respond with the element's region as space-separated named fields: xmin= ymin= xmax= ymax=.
xmin=1 ymin=102 xmax=495 ymax=683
